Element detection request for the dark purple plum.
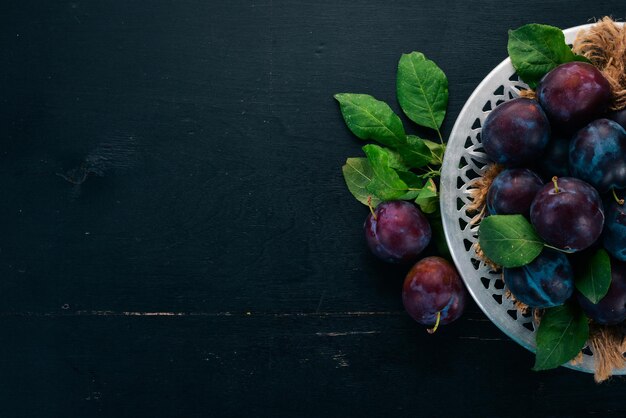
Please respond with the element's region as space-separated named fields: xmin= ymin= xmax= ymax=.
xmin=537 ymin=62 xmax=612 ymax=132
xmin=486 ymin=168 xmax=543 ymax=217
xmin=530 ymin=177 xmax=604 ymax=252
xmin=402 ymin=256 xmax=467 ymax=329
xmin=537 ymin=134 xmax=571 ymax=179
xmin=603 ymin=198 xmax=626 ymax=262
xmin=577 ymin=258 xmax=626 ymax=325
xmin=608 ymin=109 xmax=626 ymax=130
xmin=569 ymin=118 xmax=626 ymax=193
xmin=364 ymin=201 xmax=431 ymax=263
xmin=481 ymin=98 xmax=550 ymax=166
xmin=503 ymin=249 xmax=573 ymax=308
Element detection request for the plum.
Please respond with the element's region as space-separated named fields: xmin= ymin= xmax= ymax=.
xmin=364 ymin=201 xmax=431 ymax=263
xmin=530 ymin=177 xmax=604 ymax=252
xmin=503 ymin=249 xmax=573 ymax=308
xmin=569 ymin=118 xmax=626 ymax=193
xmin=486 ymin=168 xmax=543 ymax=217
xmin=603 ymin=198 xmax=626 ymax=261
xmin=537 ymin=61 xmax=612 ymax=132
xmin=402 ymin=256 xmax=467 ymax=330
xmin=481 ymin=98 xmax=550 ymax=166
xmin=577 ymin=258 xmax=626 ymax=325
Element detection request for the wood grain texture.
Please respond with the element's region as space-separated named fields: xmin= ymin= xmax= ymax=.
xmin=1 ymin=0 xmax=626 ymax=416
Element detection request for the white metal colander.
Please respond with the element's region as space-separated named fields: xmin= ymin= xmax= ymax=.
xmin=440 ymin=23 xmax=626 ymax=374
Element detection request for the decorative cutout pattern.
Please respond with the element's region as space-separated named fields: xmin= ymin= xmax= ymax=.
xmin=455 ymin=79 xmax=536 ymax=331
xmin=439 ymin=24 xmax=625 ymax=375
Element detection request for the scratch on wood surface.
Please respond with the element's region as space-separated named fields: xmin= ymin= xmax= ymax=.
xmin=86 ymin=311 xmax=189 ymax=316
xmin=316 ymin=331 xmax=380 ymax=337
xmin=57 ymin=134 xmax=137 ymax=187
xmin=271 ymin=311 xmax=403 ymax=318
xmin=0 ymin=311 xmax=231 ymax=317
xmin=459 ymin=336 xmax=505 ymax=341
xmin=74 ymin=311 xmax=229 ymax=317
xmin=332 ymin=352 xmax=349 ymax=368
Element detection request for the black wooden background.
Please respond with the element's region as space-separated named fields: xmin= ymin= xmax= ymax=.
xmin=2 ymin=1 xmax=626 ymax=417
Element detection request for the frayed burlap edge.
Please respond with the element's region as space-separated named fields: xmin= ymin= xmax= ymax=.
xmin=588 ymin=325 xmax=626 ymax=383
xmin=572 ymin=16 xmax=626 ymax=381
xmin=466 ymin=163 xmax=503 ymax=225
xmin=531 ymin=309 xmax=626 ymax=382
xmin=529 ymin=309 xmax=584 ymax=367
xmin=518 ymin=89 xmax=537 ymax=100
xmin=573 ymin=16 xmax=626 ymax=110
xmin=505 ymin=288 xmax=530 ymax=316
xmin=467 ymin=163 xmax=503 ymax=270
xmin=470 ymin=22 xmax=626 ymax=376
xmin=472 ymin=241 xmax=500 ymax=272
xmin=530 ymin=309 xmax=582 ymax=366
xmin=466 ymin=162 xmax=626 ymax=382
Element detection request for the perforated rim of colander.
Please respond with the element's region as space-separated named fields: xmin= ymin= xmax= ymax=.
xmin=440 ymin=23 xmax=626 ymax=374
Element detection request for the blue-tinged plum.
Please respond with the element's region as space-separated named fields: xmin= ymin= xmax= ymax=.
xmin=530 ymin=177 xmax=604 ymax=252
xmin=503 ymin=249 xmax=574 ymax=308
xmin=603 ymin=198 xmax=626 ymax=261
xmin=569 ymin=118 xmax=626 ymax=193
xmin=481 ymin=98 xmax=550 ymax=166
xmin=402 ymin=256 xmax=467 ymax=329
xmin=537 ymin=62 xmax=612 ymax=132
xmin=577 ymin=258 xmax=626 ymax=325
xmin=486 ymin=168 xmax=543 ymax=217
xmin=537 ymin=134 xmax=571 ymax=179
xmin=364 ymin=201 xmax=431 ymax=263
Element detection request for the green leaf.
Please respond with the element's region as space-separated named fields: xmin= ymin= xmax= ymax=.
xmin=414 ymin=179 xmax=438 ymax=214
xmin=363 ymin=145 xmax=409 ymax=201
xmin=341 ymin=158 xmax=381 ymax=207
xmin=423 ymin=139 xmax=445 ymax=166
xmin=478 ymin=215 xmax=544 ymax=268
xmin=367 ymin=146 xmax=409 ymax=172
xmin=575 ymin=249 xmax=612 ymax=304
xmin=417 ymin=178 xmax=437 ymax=199
xmin=334 ymin=93 xmax=406 ymax=148
xmin=507 ymin=24 xmax=587 ymax=88
xmin=397 ymin=52 xmax=448 ymax=131
xmin=396 ymin=135 xmax=432 ymax=169
xmin=416 ymin=196 xmax=438 ymax=214
xmin=397 ymin=170 xmax=425 ymax=200
xmin=533 ymin=303 xmax=589 ymax=371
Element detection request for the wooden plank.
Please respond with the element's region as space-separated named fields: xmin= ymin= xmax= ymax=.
xmin=1 ymin=0 xmax=626 ymax=416
xmin=0 ymin=314 xmax=622 ymax=417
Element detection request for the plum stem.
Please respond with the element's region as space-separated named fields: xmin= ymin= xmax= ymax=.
xmin=612 ymin=188 xmax=625 ymax=205
xmin=427 ymin=311 xmax=441 ymax=334
xmin=552 ymin=176 xmax=560 ymax=193
xmin=419 ymin=167 xmax=441 ymax=178
xmin=367 ymin=196 xmax=377 ymax=220
xmin=431 ymin=146 xmax=444 ymax=165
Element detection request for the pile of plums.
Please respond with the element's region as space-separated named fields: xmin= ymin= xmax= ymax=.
xmin=364 ymin=201 xmax=467 ymax=331
xmin=482 ymin=61 xmax=626 ymax=325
